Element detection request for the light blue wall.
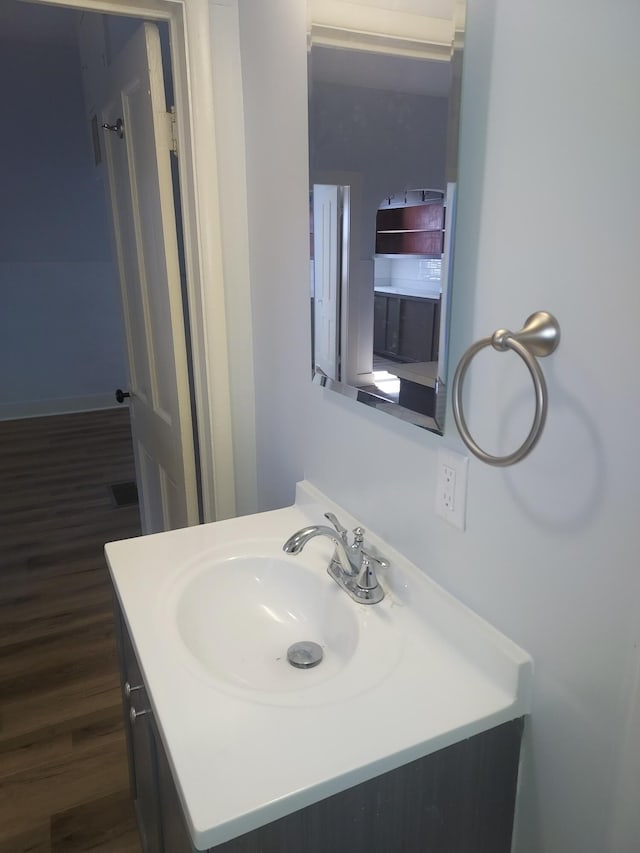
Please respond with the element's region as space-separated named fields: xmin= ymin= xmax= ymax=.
xmin=237 ymin=0 xmax=640 ymax=850
xmin=0 ymin=9 xmax=127 ymax=418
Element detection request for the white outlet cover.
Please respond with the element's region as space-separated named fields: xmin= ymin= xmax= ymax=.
xmin=435 ymin=448 xmax=469 ymax=530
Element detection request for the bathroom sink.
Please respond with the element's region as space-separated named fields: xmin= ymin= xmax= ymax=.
xmin=174 ymin=554 xmax=359 ymax=692
xmin=105 ymin=484 xmax=532 ymax=849
xmin=169 ymin=544 xmax=401 ymax=704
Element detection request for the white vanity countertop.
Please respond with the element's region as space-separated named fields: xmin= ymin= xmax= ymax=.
xmin=105 ymin=481 xmax=532 ymax=850
xmin=374 ymin=284 xmax=440 ymax=299
xmin=384 ymin=360 xmax=438 ymax=388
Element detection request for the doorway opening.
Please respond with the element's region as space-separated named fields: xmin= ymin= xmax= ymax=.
xmin=1 ymin=0 xmax=202 ymax=533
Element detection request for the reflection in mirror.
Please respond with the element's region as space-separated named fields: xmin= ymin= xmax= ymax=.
xmin=308 ymin=0 xmax=465 ymax=432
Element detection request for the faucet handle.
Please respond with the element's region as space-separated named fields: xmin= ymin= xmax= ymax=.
xmin=356 ymin=550 xmax=388 ymax=596
xmin=324 ymin=512 xmax=348 ymax=542
xmin=360 ymin=548 xmax=388 ymax=572
xmin=369 ymin=553 xmax=389 ymax=570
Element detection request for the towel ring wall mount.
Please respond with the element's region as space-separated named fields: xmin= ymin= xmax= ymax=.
xmin=452 ymin=312 xmax=561 ymax=467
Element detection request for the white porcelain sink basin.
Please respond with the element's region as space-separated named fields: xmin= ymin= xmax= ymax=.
xmin=169 ymin=544 xmax=402 ymax=705
xmin=175 ymin=554 xmax=359 ymax=692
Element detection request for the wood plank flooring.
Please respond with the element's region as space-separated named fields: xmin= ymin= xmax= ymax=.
xmin=0 ymin=409 xmax=143 ymax=852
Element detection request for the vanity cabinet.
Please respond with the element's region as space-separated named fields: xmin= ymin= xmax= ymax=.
xmin=374 ymin=293 xmax=440 ymax=363
xmin=155 ymin=715 xmax=197 ymax=853
xmin=117 ymin=606 xmax=164 ymax=852
xmin=217 ymin=720 xmax=524 ymax=853
xmin=115 ymin=598 xmax=523 ymax=853
xmin=115 ymin=602 xmax=194 ymax=853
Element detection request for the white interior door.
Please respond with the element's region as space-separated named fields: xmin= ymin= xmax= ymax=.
xmin=312 ymin=184 xmax=342 ymax=381
xmin=101 ymin=22 xmax=198 ymax=534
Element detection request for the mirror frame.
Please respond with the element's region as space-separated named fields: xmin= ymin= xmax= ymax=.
xmin=308 ymin=4 xmax=466 ymax=433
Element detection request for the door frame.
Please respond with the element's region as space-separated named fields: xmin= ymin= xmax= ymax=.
xmin=30 ymin=0 xmax=245 ymax=523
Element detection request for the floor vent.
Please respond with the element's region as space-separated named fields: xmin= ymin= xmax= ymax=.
xmin=109 ymin=481 xmax=139 ymax=508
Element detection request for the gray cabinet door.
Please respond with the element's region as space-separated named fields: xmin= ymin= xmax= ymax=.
xmin=118 ymin=610 xmax=163 ymax=852
xmin=373 ymin=294 xmax=440 ymax=362
xmin=373 ymin=294 xmax=387 ymax=353
xmin=399 ymin=298 xmax=436 ymax=362
xmin=154 ymin=715 xmax=196 ymax=853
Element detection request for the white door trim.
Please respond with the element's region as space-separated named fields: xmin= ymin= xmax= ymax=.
xmin=31 ymin=0 xmax=247 ymax=522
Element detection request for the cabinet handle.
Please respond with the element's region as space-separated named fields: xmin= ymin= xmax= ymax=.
xmin=130 ymin=706 xmax=150 ymax=724
xmin=124 ymin=681 xmax=143 ymax=698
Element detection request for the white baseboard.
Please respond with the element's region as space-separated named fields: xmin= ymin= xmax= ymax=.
xmin=0 ymin=393 xmax=126 ymax=421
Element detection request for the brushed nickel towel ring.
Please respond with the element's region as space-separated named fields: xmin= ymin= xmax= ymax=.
xmin=452 ymin=312 xmax=560 ymax=466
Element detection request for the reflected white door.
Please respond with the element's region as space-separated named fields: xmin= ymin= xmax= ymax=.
xmin=101 ymin=23 xmax=198 ymax=534
xmin=312 ymin=184 xmax=342 ymax=381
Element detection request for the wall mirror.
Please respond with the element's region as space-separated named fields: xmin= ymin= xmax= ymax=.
xmin=308 ymin=0 xmax=465 ymax=432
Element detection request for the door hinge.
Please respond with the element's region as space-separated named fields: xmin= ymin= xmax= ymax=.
xmin=166 ymin=106 xmax=178 ymax=156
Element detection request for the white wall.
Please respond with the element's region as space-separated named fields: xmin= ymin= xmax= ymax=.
xmin=237 ymin=1 xmax=310 ymax=511
xmin=235 ymin=0 xmax=640 ymax=850
xmin=0 ymin=4 xmax=127 ymax=420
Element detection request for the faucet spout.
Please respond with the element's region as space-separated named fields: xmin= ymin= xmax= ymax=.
xmin=282 ymin=525 xmax=357 ymax=576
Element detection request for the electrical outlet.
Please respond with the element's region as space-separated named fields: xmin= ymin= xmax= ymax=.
xmin=442 ymin=464 xmax=456 ymax=511
xmin=436 ymin=449 xmax=469 ymax=530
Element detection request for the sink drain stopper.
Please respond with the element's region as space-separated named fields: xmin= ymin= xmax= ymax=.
xmin=287 ymin=641 xmax=323 ymax=669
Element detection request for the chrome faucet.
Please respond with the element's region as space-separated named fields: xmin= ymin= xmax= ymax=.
xmin=283 ymin=512 xmax=388 ymax=604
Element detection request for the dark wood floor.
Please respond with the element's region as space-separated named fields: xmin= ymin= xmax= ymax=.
xmin=0 ymin=409 xmax=143 ymax=852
